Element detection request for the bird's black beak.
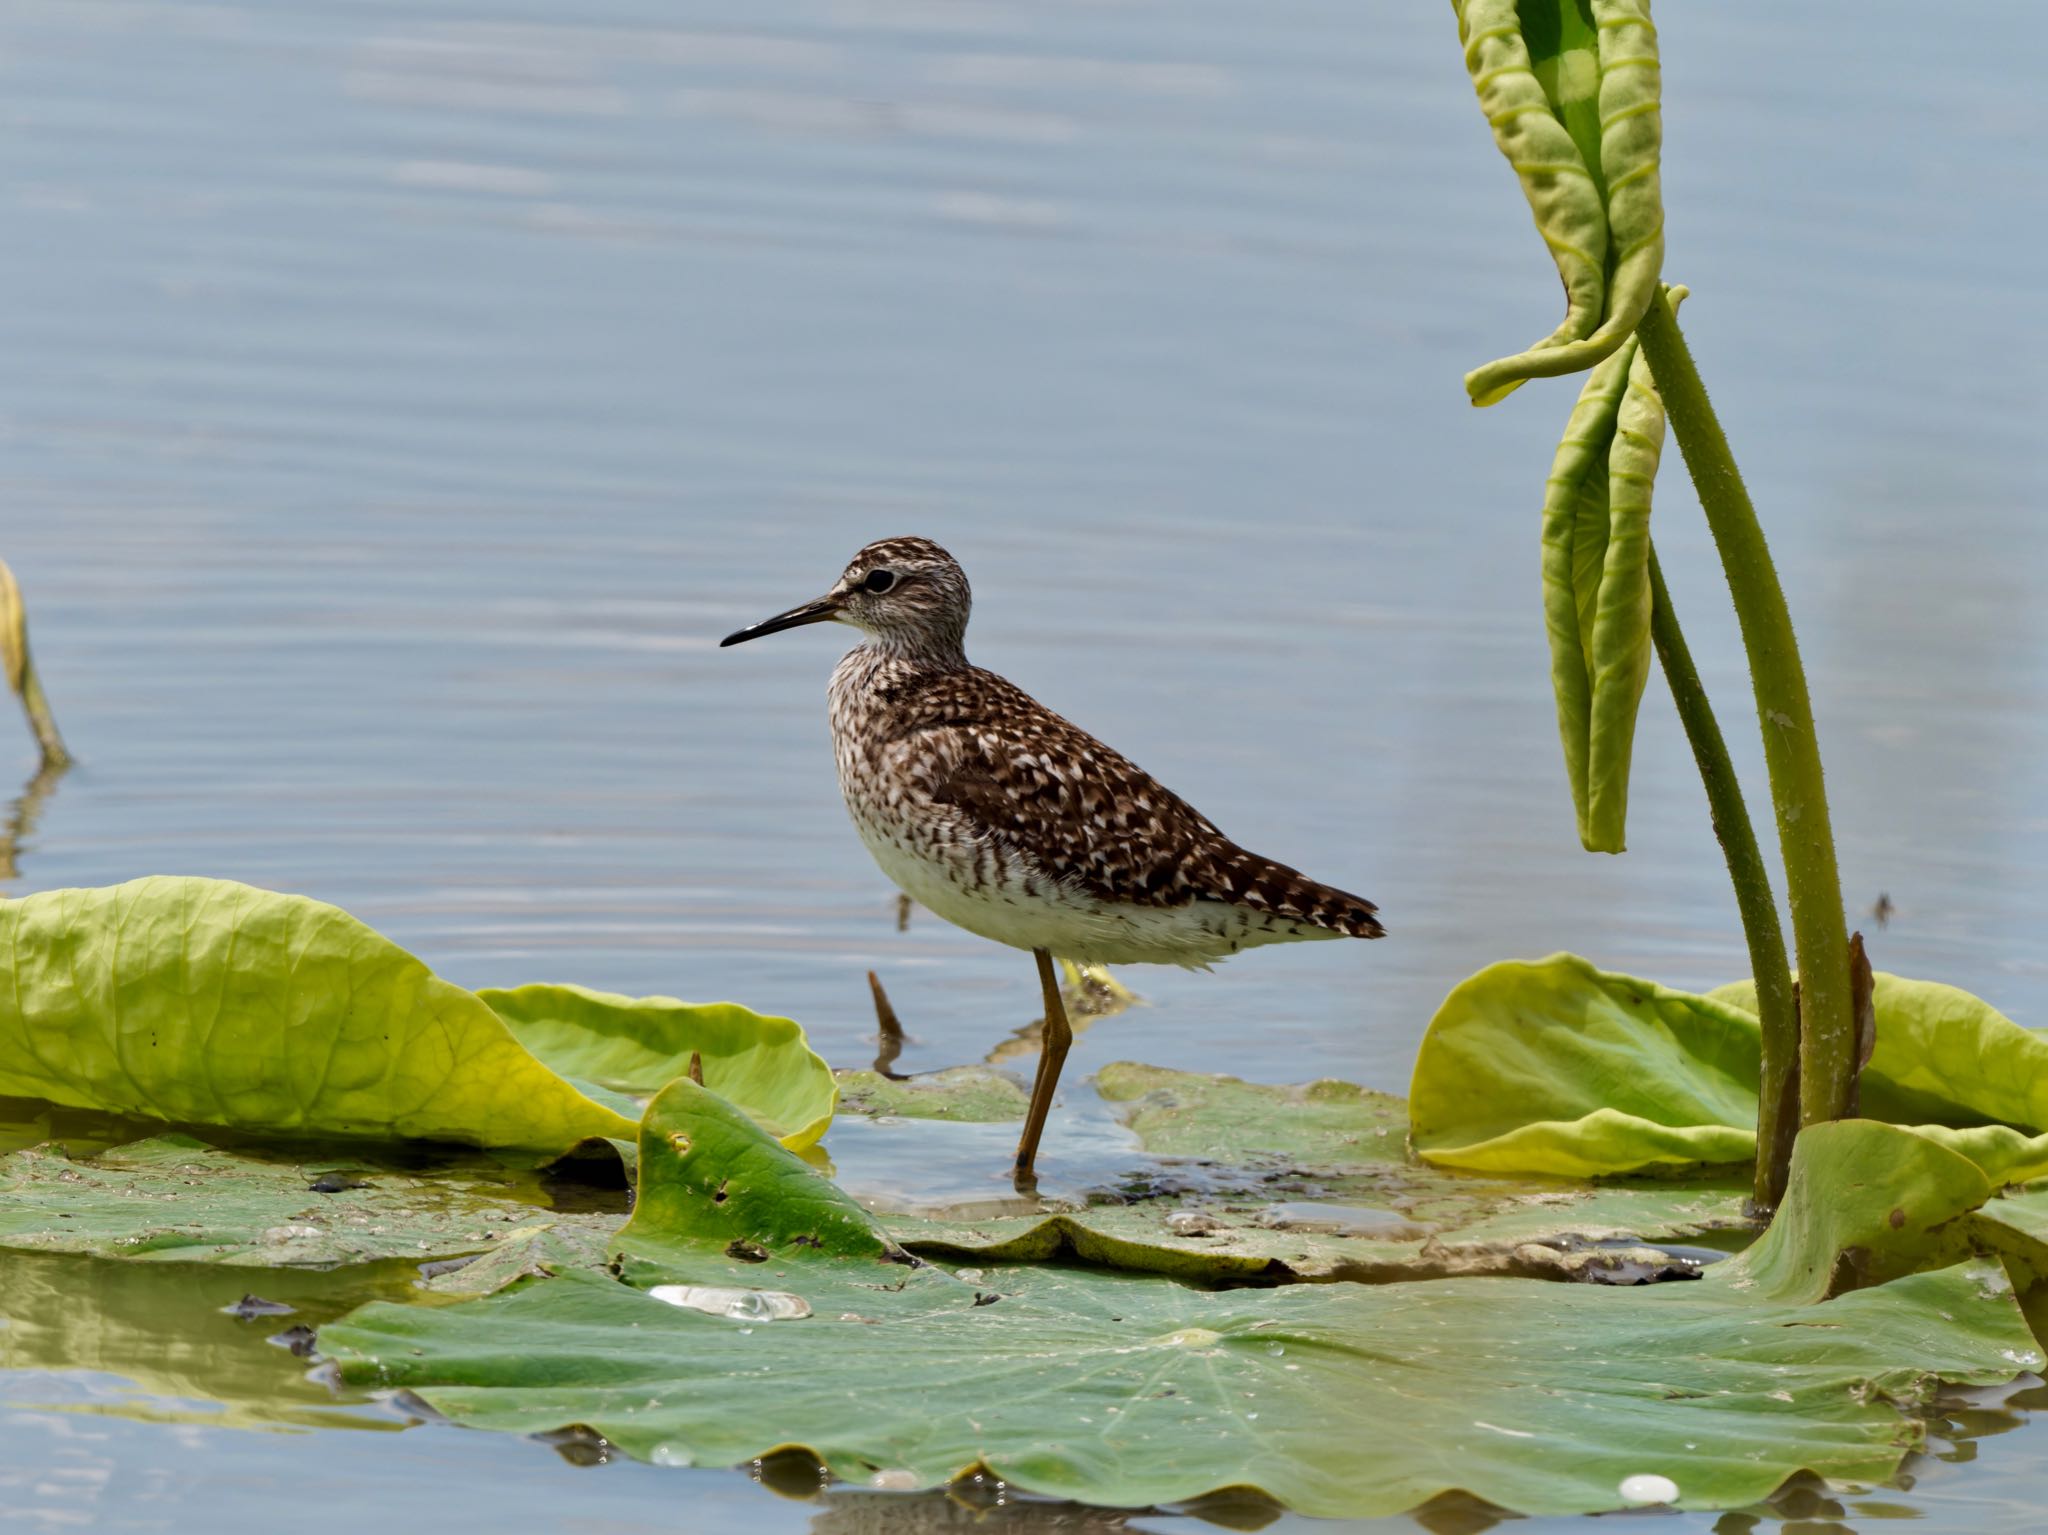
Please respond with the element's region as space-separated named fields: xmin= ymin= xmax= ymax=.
xmin=719 ymin=594 xmax=843 ymax=647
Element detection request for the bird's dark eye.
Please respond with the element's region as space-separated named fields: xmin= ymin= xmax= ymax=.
xmin=862 ymin=569 xmax=897 ymax=594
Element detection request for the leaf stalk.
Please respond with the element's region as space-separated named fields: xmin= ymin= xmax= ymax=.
xmin=1646 ymin=544 xmax=1797 ymax=1207
xmin=1634 ymin=289 xmax=1856 ymax=1130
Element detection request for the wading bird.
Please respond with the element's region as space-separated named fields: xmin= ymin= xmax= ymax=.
xmin=721 ymin=538 xmax=1382 ymax=1181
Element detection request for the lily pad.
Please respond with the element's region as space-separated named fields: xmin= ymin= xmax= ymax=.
xmin=0 ymin=1132 xmax=620 ymax=1271
xmin=887 ymin=1061 xmax=1749 ymax=1284
xmin=321 ymin=1080 xmax=2038 ymax=1518
xmin=481 ymin=982 xmax=836 ymax=1149
xmin=832 ymin=1066 xmax=1029 ymax=1123
xmin=1413 ymin=956 xmax=2048 ymax=1182
xmin=0 ymin=879 xmax=637 ymax=1155
xmin=0 ymin=878 xmax=833 ymax=1162
xmin=417 ymin=1221 xmax=616 ymax=1297
xmin=1717 ymin=1121 xmax=1992 ymax=1303
xmin=1095 ymin=1060 xmax=1408 ymax=1163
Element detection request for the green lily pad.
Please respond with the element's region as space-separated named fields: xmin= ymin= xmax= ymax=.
xmin=481 ymin=983 xmax=836 ymax=1149
xmin=1413 ymin=956 xmax=2048 ymax=1182
xmin=1411 ymin=954 xmax=1759 ymax=1175
xmin=1717 ymin=1121 xmax=1992 ymax=1303
xmin=0 ymin=1132 xmax=620 ymax=1270
xmin=1095 ymin=1060 xmax=1408 ymax=1162
xmin=0 ymin=878 xmax=834 ymax=1164
xmin=832 ymin=1066 xmax=1029 ymax=1122
xmin=886 ymin=1061 xmax=1749 ymax=1284
xmin=321 ymin=1080 xmax=2038 ymax=1518
xmin=417 ymin=1220 xmax=617 ymax=1297
xmin=0 ymin=878 xmax=637 ymax=1155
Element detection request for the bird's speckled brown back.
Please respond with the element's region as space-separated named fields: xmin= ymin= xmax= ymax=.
xmin=840 ymin=652 xmax=1383 ymax=938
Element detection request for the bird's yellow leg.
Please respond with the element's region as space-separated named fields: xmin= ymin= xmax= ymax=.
xmin=1013 ymin=948 xmax=1072 ymax=1185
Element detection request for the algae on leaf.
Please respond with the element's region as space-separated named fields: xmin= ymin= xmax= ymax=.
xmin=0 ymin=1132 xmax=621 ymax=1271
xmin=886 ymin=1060 xmax=1747 ymax=1284
xmin=321 ymin=1071 xmax=2039 ymax=1519
xmin=832 ymin=1065 xmax=1029 ymax=1123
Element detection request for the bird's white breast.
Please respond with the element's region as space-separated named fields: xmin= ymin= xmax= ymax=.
xmin=826 ymin=646 xmax=1327 ymax=966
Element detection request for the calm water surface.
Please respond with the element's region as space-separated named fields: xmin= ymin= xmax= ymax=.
xmin=2 ymin=1 xmax=2046 ymax=1528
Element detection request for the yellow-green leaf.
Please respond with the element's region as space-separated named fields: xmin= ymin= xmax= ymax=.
xmin=0 ymin=878 xmax=638 ymax=1155
xmin=1454 ymin=0 xmax=1665 ymax=404
xmin=480 ymin=984 xmax=836 ymax=1151
xmin=1540 ymin=285 xmax=1682 ymax=851
xmin=1417 ymin=956 xmax=2048 ymax=1184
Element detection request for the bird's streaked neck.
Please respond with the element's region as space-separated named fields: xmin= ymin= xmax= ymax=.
xmin=850 ymin=625 xmax=968 ymax=668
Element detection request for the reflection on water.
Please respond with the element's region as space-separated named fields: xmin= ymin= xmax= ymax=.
xmin=0 ymin=1248 xmax=403 ymax=1433
xmin=0 ymin=761 xmax=64 ymax=881
xmin=2 ymin=0 xmax=2047 ymax=1529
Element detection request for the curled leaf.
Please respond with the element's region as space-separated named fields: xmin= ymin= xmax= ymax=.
xmin=478 ymin=983 xmax=836 ymax=1152
xmin=1416 ymin=955 xmax=2048 ymax=1184
xmin=1541 ymin=284 xmax=1684 ymax=851
xmin=1453 ymin=0 xmax=1665 ymax=404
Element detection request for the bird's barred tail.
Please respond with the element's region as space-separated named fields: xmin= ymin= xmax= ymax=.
xmin=1211 ymin=849 xmax=1385 ymax=939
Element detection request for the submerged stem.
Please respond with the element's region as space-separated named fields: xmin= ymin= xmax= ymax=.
xmin=1647 ymin=545 xmax=1798 ymax=1208
xmin=1635 ymin=289 xmax=1855 ymax=1128
xmin=18 ymin=664 xmax=69 ymax=772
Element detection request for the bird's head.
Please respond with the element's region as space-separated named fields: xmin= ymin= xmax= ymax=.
xmin=720 ymin=536 xmax=972 ymax=658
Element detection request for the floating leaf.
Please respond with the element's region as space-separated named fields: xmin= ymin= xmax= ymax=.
xmin=881 ymin=1060 xmax=1746 ymax=1284
xmin=480 ymin=983 xmax=835 ymax=1150
xmin=832 ymin=1065 xmax=1030 ymax=1123
xmin=1096 ymin=1059 xmax=1409 ymax=1161
xmin=1541 ymin=287 xmax=1684 ymax=852
xmin=0 ymin=1132 xmax=618 ymax=1270
xmin=321 ymin=1072 xmax=2037 ymax=1518
xmin=0 ymin=879 xmax=833 ymax=1164
xmin=0 ymin=879 xmax=638 ymax=1155
xmin=1719 ymin=1121 xmax=1991 ymax=1304
xmin=1416 ymin=956 xmax=2048 ymax=1181
xmin=417 ymin=1220 xmax=616 ymax=1297
xmin=1453 ymin=0 xmax=1665 ymax=404
xmin=1411 ymin=954 xmax=1759 ymax=1174
xmin=617 ymin=1078 xmax=896 ymax=1272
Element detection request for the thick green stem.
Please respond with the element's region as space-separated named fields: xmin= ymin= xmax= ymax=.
xmin=1647 ymin=544 xmax=1799 ymax=1209
xmin=1636 ymin=288 xmax=1855 ymax=1128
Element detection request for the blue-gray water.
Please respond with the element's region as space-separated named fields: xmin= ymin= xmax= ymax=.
xmin=3 ymin=1 xmax=2046 ymax=1529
